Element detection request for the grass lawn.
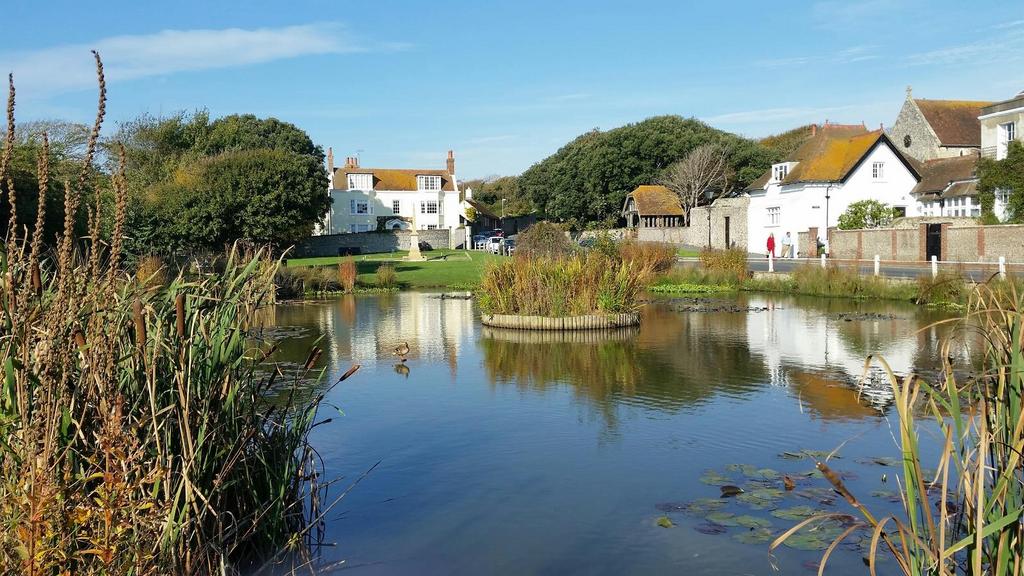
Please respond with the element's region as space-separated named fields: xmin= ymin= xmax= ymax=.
xmin=285 ymin=249 xmax=501 ymax=288
xmin=677 ymin=248 xmax=700 ymax=258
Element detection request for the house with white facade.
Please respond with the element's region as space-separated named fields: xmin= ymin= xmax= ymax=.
xmin=911 ymin=154 xmax=1005 ymax=219
xmin=980 ymin=91 xmax=1022 ymax=161
xmin=745 ymin=123 xmax=921 ymax=255
xmin=323 ymin=149 xmax=465 ymax=235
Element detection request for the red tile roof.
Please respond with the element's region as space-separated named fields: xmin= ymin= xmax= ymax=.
xmin=914 ymin=99 xmax=992 ymax=147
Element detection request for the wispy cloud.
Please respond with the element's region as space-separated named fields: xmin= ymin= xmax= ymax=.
xmin=755 ymin=45 xmax=878 ymax=68
xmin=0 ymin=23 xmax=385 ymax=96
xmin=546 ymin=93 xmax=590 ymax=102
xmin=703 ymin=105 xmax=862 ymax=125
xmin=993 ymin=19 xmax=1024 ymax=30
xmin=467 ymin=134 xmax=517 ymax=144
xmin=904 ymin=27 xmax=1024 ymax=66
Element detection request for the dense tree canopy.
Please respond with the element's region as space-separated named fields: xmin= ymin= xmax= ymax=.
xmin=979 ymin=141 xmax=1024 ymax=223
xmin=518 ymin=116 xmax=776 ymax=226
xmin=114 ymin=112 xmax=328 ymax=254
xmin=837 ymin=200 xmax=897 ymax=230
xmin=461 ymin=175 xmax=529 ymax=216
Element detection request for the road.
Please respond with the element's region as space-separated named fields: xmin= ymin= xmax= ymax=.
xmin=680 ymin=257 xmax=1014 ymax=282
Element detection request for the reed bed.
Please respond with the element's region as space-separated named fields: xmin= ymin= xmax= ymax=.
xmin=0 ymin=54 xmax=350 ymax=575
xmin=773 ymin=282 xmax=1024 ymax=575
xmin=479 ymin=252 xmax=648 ymax=316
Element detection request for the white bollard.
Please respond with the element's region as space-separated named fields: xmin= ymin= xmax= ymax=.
xmin=820 ymin=253 xmax=826 ymax=269
xmin=768 ymin=252 xmax=774 ymax=273
xmin=999 ymin=256 xmax=1007 ymax=279
xmin=931 ymin=255 xmax=938 ymax=278
xmin=874 ymin=255 xmax=880 ymax=277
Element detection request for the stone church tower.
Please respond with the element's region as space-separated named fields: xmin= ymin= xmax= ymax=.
xmin=889 ymin=86 xmax=992 ymax=162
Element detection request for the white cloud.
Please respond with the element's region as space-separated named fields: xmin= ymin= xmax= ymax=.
xmin=703 ymin=105 xmax=861 ymax=125
xmin=0 ymin=23 xmax=373 ymax=96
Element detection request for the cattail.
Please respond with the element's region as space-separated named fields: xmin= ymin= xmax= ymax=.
xmin=133 ymin=298 xmax=146 ymax=350
xmin=73 ymin=329 xmax=86 ymax=350
xmin=175 ymin=293 xmax=185 ymax=338
xmin=303 ymin=347 xmax=322 ymax=370
xmin=30 ymin=263 xmax=41 ymax=295
xmin=816 ymin=460 xmax=860 ymax=507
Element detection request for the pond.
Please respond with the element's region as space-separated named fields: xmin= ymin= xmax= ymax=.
xmin=259 ymin=292 xmax=969 ymax=575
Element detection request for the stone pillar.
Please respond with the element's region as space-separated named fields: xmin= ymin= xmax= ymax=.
xmin=977 ymin=227 xmax=986 ymax=260
xmin=940 ymin=223 xmax=950 ymax=262
xmin=891 ymin=229 xmax=897 ymax=261
xmin=807 ymin=227 xmax=818 ymax=257
xmin=918 ymin=224 xmax=928 ymax=262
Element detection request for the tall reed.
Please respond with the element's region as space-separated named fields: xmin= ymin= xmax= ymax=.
xmin=338 ymin=258 xmax=357 ymax=292
xmin=773 ymin=281 xmax=1024 ymax=575
xmin=0 ymin=52 xmax=352 ymax=575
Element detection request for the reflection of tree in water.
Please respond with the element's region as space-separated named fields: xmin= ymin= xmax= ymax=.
xmin=479 ymin=306 xmax=769 ymax=430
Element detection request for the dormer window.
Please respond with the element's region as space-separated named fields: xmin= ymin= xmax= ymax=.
xmin=347 ymin=173 xmax=373 ymax=190
xmin=772 ymin=164 xmax=789 ymax=182
xmin=417 ymin=175 xmax=442 ymax=191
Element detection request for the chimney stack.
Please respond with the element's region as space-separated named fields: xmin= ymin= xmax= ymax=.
xmin=446 ymin=150 xmax=456 ymax=175
xmin=344 ymin=156 xmax=359 ymax=169
xmin=811 ymin=124 xmax=817 ymax=137
xmin=327 ymin=147 xmax=335 ymax=188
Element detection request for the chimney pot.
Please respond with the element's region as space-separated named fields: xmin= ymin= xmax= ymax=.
xmin=446 ymin=150 xmax=456 ymax=175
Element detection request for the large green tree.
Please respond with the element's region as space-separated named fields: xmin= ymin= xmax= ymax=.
xmin=518 ymin=115 xmax=775 ymax=226
xmin=979 ymin=141 xmax=1024 ymax=223
xmin=837 ymin=200 xmax=897 ymax=230
xmin=114 ymin=112 xmax=328 ymax=254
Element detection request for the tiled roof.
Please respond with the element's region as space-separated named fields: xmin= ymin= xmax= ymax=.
xmin=625 ymin=185 xmax=684 ymax=216
xmin=912 ymin=154 xmax=978 ymax=199
xmin=782 ymin=129 xmax=883 ymax=183
xmin=914 ymin=99 xmax=992 ymax=147
xmin=335 ymin=168 xmax=456 ymax=192
xmin=745 ymin=124 xmax=869 ymax=191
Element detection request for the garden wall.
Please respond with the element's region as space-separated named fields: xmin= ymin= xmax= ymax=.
xmin=291 ymin=229 xmax=454 ymax=258
xmin=824 ymin=224 xmax=1024 ymax=263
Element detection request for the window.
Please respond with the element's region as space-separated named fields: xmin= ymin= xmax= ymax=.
xmin=417 ymin=175 xmax=442 ymax=191
xmin=420 ymin=201 xmax=438 ymax=214
xmin=392 ymin=199 xmax=401 ymax=214
xmin=893 ymin=206 xmax=906 ymax=218
xmin=872 ymin=162 xmax=885 ymax=180
xmin=772 ymin=164 xmax=788 ymax=182
xmin=349 ymin=199 xmax=372 ymax=215
xmin=349 ymin=224 xmax=371 ymax=233
xmin=996 ymin=189 xmax=1011 ymax=205
xmin=767 ymin=206 xmax=780 ymax=226
xmin=347 ymin=173 xmax=373 ymax=190
xmin=426 ymin=225 xmax=437 ymax=230
xmin=998 ymin=122 xmax=1017 ymax=160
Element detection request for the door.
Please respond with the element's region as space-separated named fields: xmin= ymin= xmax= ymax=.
xmin=925 ymin=223 xmax=942 ymax=261
xmin=724 ymin=216 xmax=731 ymax=248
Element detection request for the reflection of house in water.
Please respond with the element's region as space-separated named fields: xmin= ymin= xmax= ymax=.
xmin=312 ymin=292 xmax=477 ymax=369
xmin=741 ymin=294 xmax=969 ymax=408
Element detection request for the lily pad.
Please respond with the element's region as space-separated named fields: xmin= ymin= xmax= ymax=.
xmin=694 ymin=521 xmax=728 ymax=535
xmin=654 ymin=502 xmax=688 ymax=513
xmin=706 ymin=511 xmax=741 ymax=526
xmin=771 ymin=505 xmax=820 ymax=521
xmin=870 ymin=490 xmax=902 ymax=503
xmin=855 ymin=456 xmax=900 ymax=467
xmin=783 ymin=532 xmax=829 ymax=551
xmin=656 ymin=516 xmax=674 ymax=528
xmin=751 ymin=468 xmax=781 ymax=480
xmin=699 ymin=469 xmax=733 ymax=485
xmin=680 ymin=498 xmax=727 ymax=516
xmin=795 ymin=487 xmax=838 ymax=506
xmin=780 ymin=449 xmax=836 ymax=461
xmin=736 ymin=488 xmax=784 ymax=510
xmin=733 ymin=527 xmax=774 ymax=544
xmin=735 ymin=515 xmax=772 ymax=529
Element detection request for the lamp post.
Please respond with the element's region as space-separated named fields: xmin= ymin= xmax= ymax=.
xmin=704 ymin=188 xmax=715 ymax=249
xmin=823 ymin=183 xmax=833 ymax=255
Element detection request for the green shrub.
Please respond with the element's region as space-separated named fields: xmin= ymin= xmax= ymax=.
xmin=376 ymin=263 xmax=398 ymax=288
xmin=915 ymin=270 xmax=967 ymax=305
xmin=515 ymin=221 xmax=574 ymax=259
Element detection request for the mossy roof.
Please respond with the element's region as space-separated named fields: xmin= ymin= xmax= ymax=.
xmin=335 ymin=167 xmax=456 ymax=191
xmin=914 ymin=99 xmax=992 ymax=147
xmin=745 ymin=124 xmax=870 ymax=190
xmin=912 ymin=154 xmax=979 ymax=198
xmin=782 ymin=129 xmax=884 ymax=183
xmin=625 ymin=185 xmax=684 ymax=216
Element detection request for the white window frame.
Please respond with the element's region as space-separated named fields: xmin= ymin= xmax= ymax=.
xmin=417 ymin=175 xmax=442 ymax=191
xmin=426 ymin=224 xmax=437 ymax=230
xmin=872 ymin=162 xmax=885 ymax=180
xmin=772 ymin=164 xmax=788 ymax=182
xmin=998 ymin=122 xmax=1016 ymax=160
xmin=347 ymin=173 xmax=373 ymax=191
xmin=350 ymin=199 xmax=372 ymax=215
xmin=392 ymin=199 xmax=401 ymax=214
xmin=767 ymin=206 xmax=781 ymax=227
xmin=420 ymin=201 xmax=438 ymax=214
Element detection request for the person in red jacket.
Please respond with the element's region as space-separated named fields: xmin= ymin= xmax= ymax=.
xmin=766 ymin=233 xmax=776 ymax=258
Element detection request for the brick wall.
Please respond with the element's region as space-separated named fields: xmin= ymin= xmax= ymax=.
xmin=824 ymin=224 xmax=1024 ymax=262
xmin=291 ymin=229 xmax=454 ymax=257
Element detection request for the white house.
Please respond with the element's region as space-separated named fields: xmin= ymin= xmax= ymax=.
xmin=322 ymin=150 xmax=465 ymax=234
xmin=745 ymin=124 xmax=921 ymax=255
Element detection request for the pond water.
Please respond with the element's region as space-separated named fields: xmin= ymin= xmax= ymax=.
xmin=260 ymin=292 xmax=969 ymax=575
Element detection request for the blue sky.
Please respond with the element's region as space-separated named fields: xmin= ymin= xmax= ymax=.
xmin=3 ymin=0 xmax=1022 ymax=178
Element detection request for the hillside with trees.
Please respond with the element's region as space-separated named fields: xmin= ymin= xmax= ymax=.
xmin=517 ymin=115 xmax=777 ymax=227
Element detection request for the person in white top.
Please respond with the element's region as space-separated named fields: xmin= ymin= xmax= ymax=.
xmin=781 ymin=232 xmax=793 ymax=258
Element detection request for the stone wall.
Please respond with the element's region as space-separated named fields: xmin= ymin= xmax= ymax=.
xmin=688 ymin=197 xmax=749 ymax=251
xmin=825 ymin=224 xmax=1024 ymax=263
xmin=291 ymin=229 xmax=454 ymax=258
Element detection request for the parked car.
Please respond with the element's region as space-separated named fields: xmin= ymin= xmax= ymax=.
xmin=503 ymin=238 xmax=516 ymax=255
xmin=492 ymin=229 xmax=505 ymax=238
xmin=472 ymin=234 xmax=489 ymax=250
xmin=487 ymin=236 xmax=503 ymax=254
